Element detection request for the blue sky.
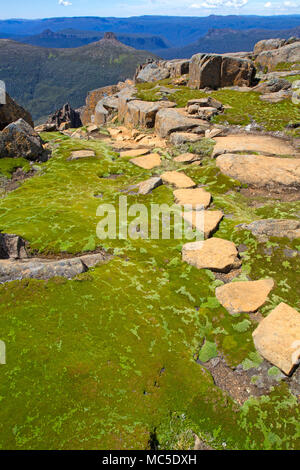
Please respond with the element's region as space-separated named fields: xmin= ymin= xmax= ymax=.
xmin=1 ymin=0 xmax=300 ymax=19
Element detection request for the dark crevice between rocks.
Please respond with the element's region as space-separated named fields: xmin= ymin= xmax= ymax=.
xmin=148 ymin=430 xmax=160 ymax=450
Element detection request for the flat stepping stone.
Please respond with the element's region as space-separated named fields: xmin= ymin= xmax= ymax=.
xmin=69 ymin=150 xmax=95 ymax=160
xmin=182 ymin=238 xmax=241 ymax=273
xmin=215 ymin=279 xmax=274 ymax=315
xmin=174 ymin=188 xmax=212 ymax=209
xmin=237 ymin=219 xmax=300 ymax=241
xmin=253 ymin=302 xmax=300 ymax=375
xmin=212 ymin=134 xmax=298 ymax=157
xmin=216 ymin=154 xmax=300 ymax=189
xmin=138 ymin=177 xmax=162 ymax=195
xmin=161 ymin=171 xmax=196 ymax=189
xmin=120 ymin=148 xmax=150 ymax=158
xmin=130 ymin=153 xmax=161 ymax=170
xmin=173 ymin=153 xmax=200 ymax=164
xmin=182 ymin=210 xmax=223 ymax=239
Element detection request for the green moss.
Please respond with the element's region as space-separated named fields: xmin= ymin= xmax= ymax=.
xmin=0 ymin=132 xmax=299 ymax=450
xmin=274 ymin=62 xmax=300 ymax=71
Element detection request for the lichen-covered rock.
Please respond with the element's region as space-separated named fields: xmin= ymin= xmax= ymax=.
xmin=0 ymin=92 xmax=33 ymax=131
xmin=189 ymin=53 xmax=256 ymax=89
xmin=237 ymin=219 xmax=300 ymax=241
xmin=216 ymin=154 xmax=300 ymax=189
xmin=254 ymin=38 xmax=287 ymax=55
xmin=135 ymin=62 xmax=170 ymax=83
xmin=0 ymin=118 xmax=46 ymax=161
xmin=253 ymin=78 xmax=292 ymax=94
xmin=255 ymin=41 xmax=300 ymax=72
xmin=216 ymin=279 xmax=274 ymax=315
xmin=0 ymin=253 xmax=106 ymax=283
xmin=252 ymin=302 xmax=300 ymax=375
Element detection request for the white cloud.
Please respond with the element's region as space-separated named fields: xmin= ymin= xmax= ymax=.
xmin=59 ymin=0 xmax=72 ymax=6
xmin=264 ymin=1 xmax=272 ymax=6
xmin=190 ymin=0 xmax=248 ymax=8
xmin=283 ymin=0 xmax=298 ymax=6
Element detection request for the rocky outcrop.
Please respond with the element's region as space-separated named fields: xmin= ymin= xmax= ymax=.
xmin=135 ymin=59 xmax=190 ymax=84
xmin=94 ymin=96 xmax=119 ymax=126
xmin=188 ymin=53 xmax=256 ymax=89
xmin=0 ymin=119 xmax=46 ymax=161
xmin=135 ymin=62 xmax=170 ymax=83
xmin=255 ymin=40 xmax=300 ymax=72
xmin=0 ymin=92 xmax=34 ymax=131
xmin=41 ymin=103 xmax=82 ymax=132
xmin=81 ymin=84 xmax=120 ymax=125
xmin=124 ymin=100 xmax=176 ymax=129
xmin=216 ymin=154 xmax=300 ymax=189
xmin=155 ymin=108 xmax=208 ymax=138
xmin=138 ymin=177 xmax=162 ymax=195
xmin=212 ymin=134 xmax=298 ymax=158
xmin=254 ymin=38 xmax=287 ymax=55
xmin=237 ymin=219 xmax=300 ymax=241
xmin=252 ymin=302 xmax=300 ymax=375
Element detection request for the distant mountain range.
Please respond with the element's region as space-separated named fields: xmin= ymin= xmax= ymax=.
xmin=0 ymin=35 xmax=156 ymax=121
xmin=5 ymin=28 xmax=171 ymax=51
xmin=1 ymin=15 xmax=300 ymax=47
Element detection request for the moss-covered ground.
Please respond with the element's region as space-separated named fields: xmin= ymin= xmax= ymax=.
xmin=0 ymin=91 xmax=299 ymax=449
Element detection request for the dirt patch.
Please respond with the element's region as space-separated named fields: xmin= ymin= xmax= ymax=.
xmin=240 ymin=186 xmax=300 ymax=204
xmin=0 ymin=167 xmax=36 ymax=194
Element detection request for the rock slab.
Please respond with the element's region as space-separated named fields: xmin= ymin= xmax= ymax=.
xmin=161 ymin=171 xmax=196 ymax=189
xmin=182 ymin=238 xmax=241 ymax=273
xmin=216 ymin=279 xmax=274 ymax=315
xmin=252 ymin=302 xmax=300 ymax=375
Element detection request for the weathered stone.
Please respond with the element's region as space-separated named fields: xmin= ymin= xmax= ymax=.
xmin=189 ymin=53 xmax=256 ymax=89
xmin=68 ymin=150 xmax=96 ymax=161
xmin=253 ymin=78 xmax=292 ymax=94
xmin=94 ymin=96 xmax=119 ymax=126
xmin=173 ymin=153 xmax=200 ymax=164
xmin=170 ymin=132 xmax=204 ymax=146
xmin=215 ymin=279 xmax=274 ymax=315
xmin=255 ymin=41 xmax=300 ymax=72
xmin=155 ymin=108 xmax=204 ymax=138
xmin=44 ymin=103 xmax=82 ymax=131
xmin=138 ymin=177 xmax=162 ymax=195
xmin=135 ymin=62 xmax=170 ymax=83
xmin=0 ymin=118 xmax=46 ymax=161
xmin=0 ymin=233 xmax=28 ymax=259
xmin=161 ymin=171 xmax=196 ymax=189
xmin=196 ymin=107 xmax=219 ymax=120
xmin=117 ymin=86 xmax=137 ymax=123
xmin=259 ymin=90 xmax=292 ymax=103
xmin=252 ymin=302 xmax=300 ymax=375
xmin=205 ymin=128 xmax=224 ymax=139
xmin=182 ymin=238 xmax=241 ymax=273
xmin=119 ymin=148 xmax=150 ymax=158
xmin=174 ymin=188 xmax=212 ymax=209
xmin=187 ymin=97 xmax=223 ymax=110
xmin=164 ymin=59 xmax=190 ymax=77
xmin=216 ymin=154 xmax=300 ymax=189
xmin=254 ymin=38 xmax=287 ymax=55
xmin=81 ymin=84 xmax=120 ymax=125
xmin=0 ymin=253 xmax=106 ymax=283
xmin=0 ymin=92 xmax=33 ymax=131
xmin=212 ymin=134 xmax=298 ymax=158
xmin=130 ymin=153 xmax=161 ymax=170
xmin=124 ymin=100 xmax=176 ymax=129
xmin=237 ymin=219 xmax=300 ymax=240
xmin=182 ymin=210 xmax=223 ymax=239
